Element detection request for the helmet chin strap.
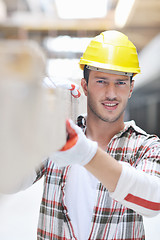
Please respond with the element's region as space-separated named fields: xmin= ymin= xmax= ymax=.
xmin=86 ymin=65 xmax=133 ymax=77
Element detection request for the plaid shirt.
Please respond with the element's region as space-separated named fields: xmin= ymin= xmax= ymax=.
xmin=35 ymin=118 xmax=160 ymax=240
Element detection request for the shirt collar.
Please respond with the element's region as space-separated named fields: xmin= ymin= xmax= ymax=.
xmin=77 ymin=115 xmax=147 ymax=138
xmin=115 ymin=120 xmax=147 ymax=138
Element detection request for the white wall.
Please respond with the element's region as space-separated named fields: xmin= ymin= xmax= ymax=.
xmin=144 ymin=214 xmax=160 ymax=240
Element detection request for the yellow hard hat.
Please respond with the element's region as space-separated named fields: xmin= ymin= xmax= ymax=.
xmin=79 ymin=30 xmax=140 ymax=75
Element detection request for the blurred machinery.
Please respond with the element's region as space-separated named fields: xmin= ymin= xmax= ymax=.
xmin=127 ymin=34 xmax=160 ymax=137
xmin=0 ymin=40 xmax=86 ymax=193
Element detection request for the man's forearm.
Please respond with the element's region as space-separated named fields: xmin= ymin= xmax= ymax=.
xmin=85 ymin=147 xmax=160 ymax=217
xmin=85 ymin=147 xmax=122 ymax=192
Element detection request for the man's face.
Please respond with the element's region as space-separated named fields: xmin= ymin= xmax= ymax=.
xmin=81 ymin=70 xmax=134 ymax=123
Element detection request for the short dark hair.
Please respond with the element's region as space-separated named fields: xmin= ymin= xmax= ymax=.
xmin=83 ymin=65 xmax=133 ymax=84
xmin=83 ymin=65 xmax=90 ymax=85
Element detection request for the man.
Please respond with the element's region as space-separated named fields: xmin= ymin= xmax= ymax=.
xmin=36 ymin=30 xmax=160 ymax=239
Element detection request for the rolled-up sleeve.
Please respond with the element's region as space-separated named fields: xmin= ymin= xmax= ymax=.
xmin=110 ymin=140 xmax=160 ymax=217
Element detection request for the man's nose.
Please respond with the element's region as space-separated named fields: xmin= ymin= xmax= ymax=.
xmin=105 ymin=83 xmax=117 ymax=99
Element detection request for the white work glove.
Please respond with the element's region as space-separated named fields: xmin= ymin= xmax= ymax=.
xmin=50 ymin=119 xmax=98 ymax=167
xmin=44 ymin=77 xmax=81 ymax=98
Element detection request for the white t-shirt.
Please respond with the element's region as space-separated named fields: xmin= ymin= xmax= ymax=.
xmin=65 ymin=164 xmax=98 ymax=240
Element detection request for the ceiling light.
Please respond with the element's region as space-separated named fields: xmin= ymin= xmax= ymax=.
xmin=115 ymin=0 xmax=135 ymax=28
xmin=55 ymin=0 xmax=108 ymax=19
xmin=44 ymin=36 xmax=92 ymax=53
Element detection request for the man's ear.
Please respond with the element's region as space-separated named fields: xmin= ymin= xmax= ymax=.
xmin=81 ymin=78 xmax=88 ymax=96
xmin=129 ymin=80 xmax=134 ymax=98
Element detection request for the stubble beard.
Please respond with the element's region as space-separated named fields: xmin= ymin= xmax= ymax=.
xmin=87 ymin=92 xmax=127 ymax=124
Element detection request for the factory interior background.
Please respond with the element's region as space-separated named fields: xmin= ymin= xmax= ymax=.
xmin=0 ymin=0 xmax=160 ymax=239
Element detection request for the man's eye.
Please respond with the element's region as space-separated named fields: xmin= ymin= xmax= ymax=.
xmin=117 ymin=81 xmax=126 ymax=85
xmin=97 ymin=80 xmax=105 ymax=84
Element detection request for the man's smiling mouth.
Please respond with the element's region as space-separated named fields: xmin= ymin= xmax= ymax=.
xmin=103 ymin=103 xmax=117 ymax=107
xmin=102 ymin=102 xmax=119 ymax=110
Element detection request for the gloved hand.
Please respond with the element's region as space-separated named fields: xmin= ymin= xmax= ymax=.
xmin=50 ymin=119 xmax=98 ymax=167
xmin=44 ymin=77 xmax=81 ymax=98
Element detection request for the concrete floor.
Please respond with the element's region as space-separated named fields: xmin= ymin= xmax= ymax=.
xmin=0 ymin=178 xmax=160 ymax=240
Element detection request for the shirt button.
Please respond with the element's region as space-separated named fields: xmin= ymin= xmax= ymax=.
xmin=63 ymin=209 xmax=67 ymax=215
